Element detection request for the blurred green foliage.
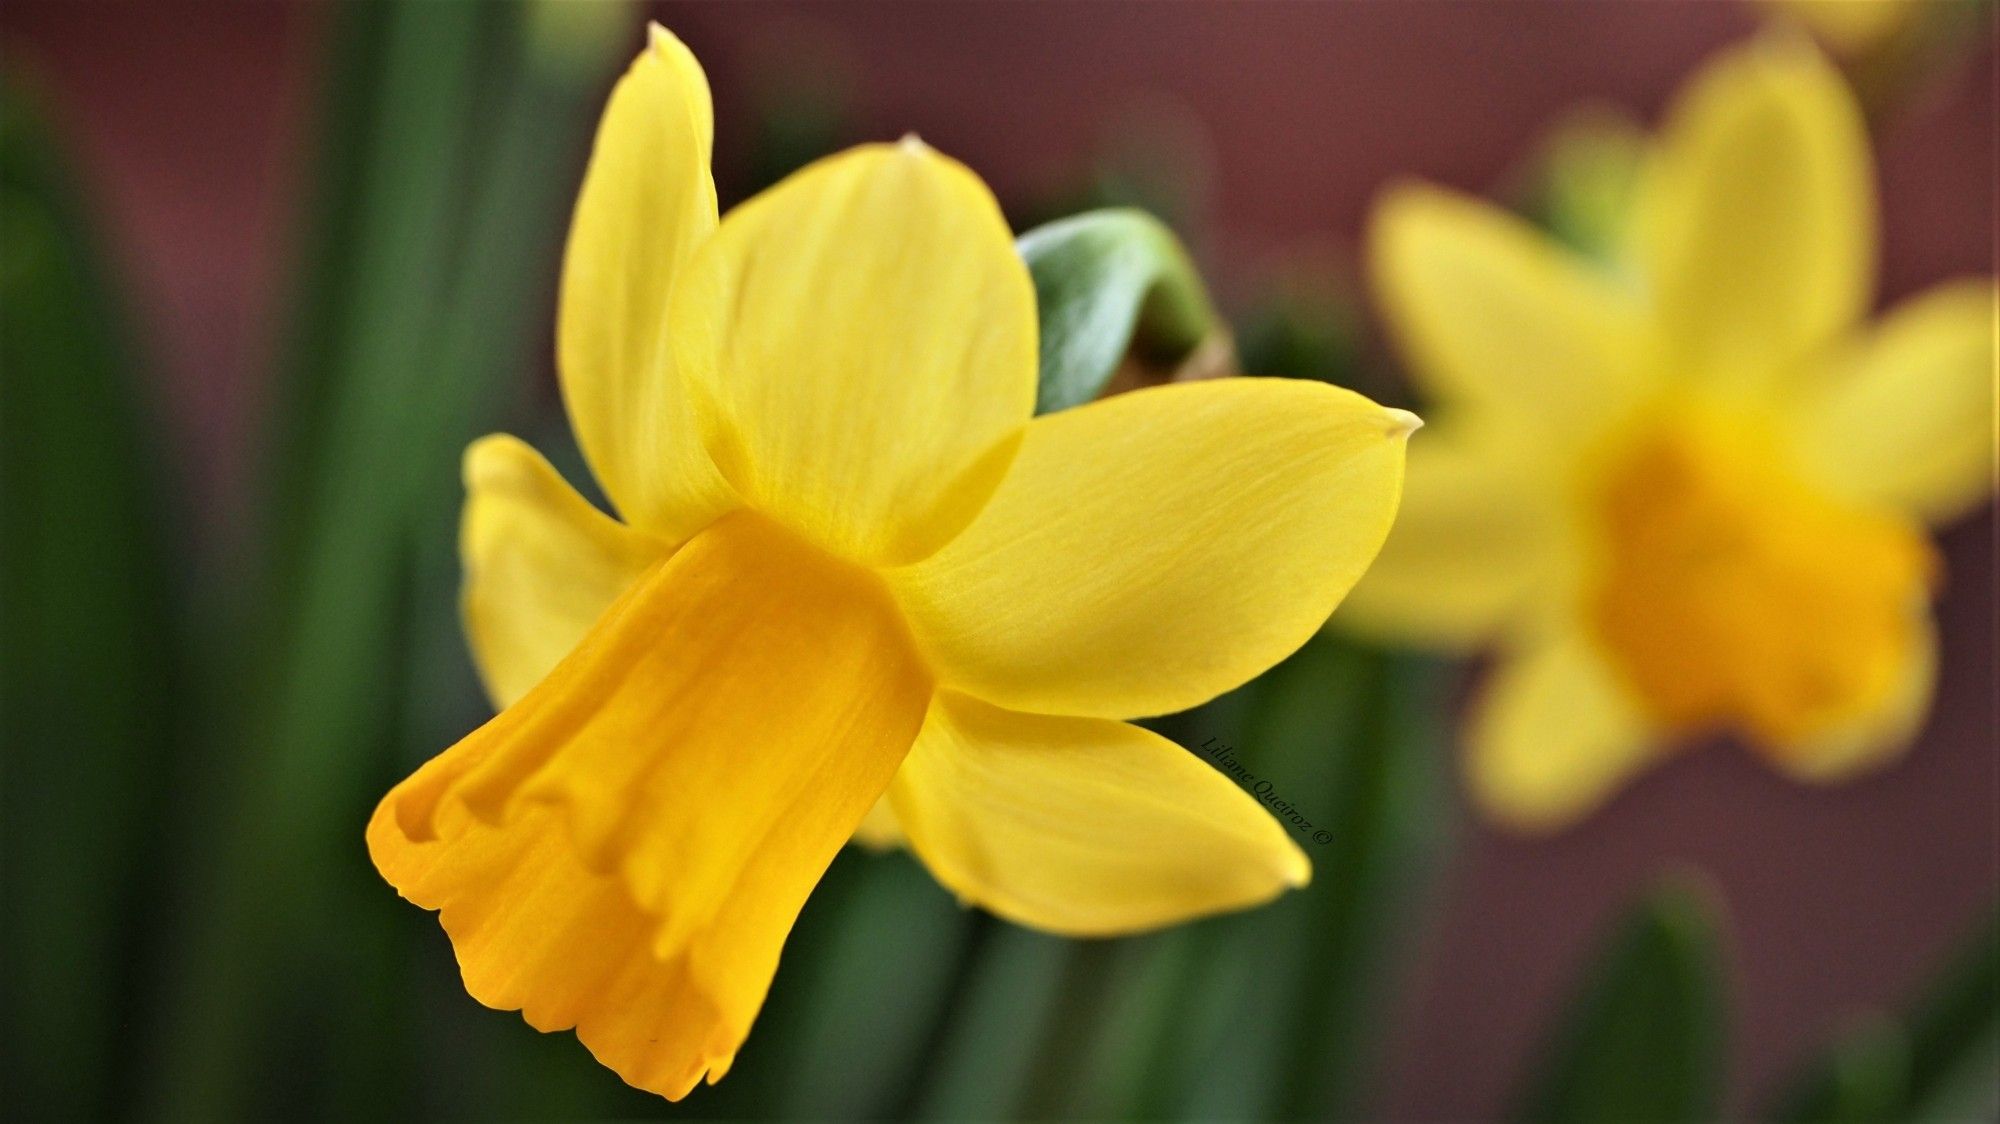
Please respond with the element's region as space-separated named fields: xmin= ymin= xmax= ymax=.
xmin=1514 ymin=877 xmax=1729 ymax=1124
xmin=129 ymin=2 xmax=637 ymax=1117
xmin=1126 ymin=639 xmax=1450 ymax=1121
xmin=1772 ymin=906 xmax=1999 ymax=1123
xmin=1 ymin=71 xmax=184 ymax=1123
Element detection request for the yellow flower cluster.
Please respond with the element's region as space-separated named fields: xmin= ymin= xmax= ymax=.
xmin=1344 ymin=35 xmax=1994 ymax=830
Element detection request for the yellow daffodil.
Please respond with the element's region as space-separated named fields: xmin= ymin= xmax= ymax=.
xmin=1763 ymin=0 xmax=1920 ymax=57
xmin=1343 ymin=34 xmax=1995 ymax=832
xmin=367 ymin=24 xmax=1415 ymax=1100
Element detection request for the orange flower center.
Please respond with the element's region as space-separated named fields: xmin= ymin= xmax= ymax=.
xmin=1585 ymin=409 xmax=1935 ymax=754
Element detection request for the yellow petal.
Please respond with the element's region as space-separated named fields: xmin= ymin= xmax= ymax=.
xmin=1468 ymin=629 xmax=1661 ymax=833
xmin=1761 ymin=609 xmax=1936 ymax=782
xmin=557 ymin=24 xmax=737 ymax=538
xmin=1791 ymin=279 xmax=1999 ymax=525
xmin=850 ymin=795 xmax=904 ymax=851
xmin=1335 ymin=420 xmax=1568 ymax=651
xmin=1763 ymin=0 xmax=1918 ymax=56
xmin=892 ymin=378 xmax=1415 ymax=720
xmin=1370 ymin=183 xmax=1649 ymax=435
xmin=368 ymin=801 xmax=738 ymax=1098
xmin=669 ymin=140 xmax=1037 ymax=565
xmin=888 ymin=692 xmax=1308 ymax=936
xmin=1641 ymin=34 xmax=1873 ymax=381
xmin=371 ymin=511 xmax=932 ymax=1098
xmin=459 ymin=434 xmax=669 ymax=707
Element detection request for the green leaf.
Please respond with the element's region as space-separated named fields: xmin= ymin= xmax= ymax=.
xmin=1899 ymin=907 xmax=1999 ymax=1121
xmin=906 ymin=922 xmax=1075 ymax=1120
xmin=1016 ymin=207 xmax=1224 ymax=414
xmin=1772 ymin=906 xmax=1998 ymax=1123
xmin=1278 ymin=644 xmax=1451 ymax=1118
xmin=0 ymin=73 xmax=182 ymax=1122
xmin=1514 ymin=876 xmax=1729 ymax=1124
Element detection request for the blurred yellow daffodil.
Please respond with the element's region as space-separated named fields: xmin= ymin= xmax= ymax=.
xmin=368 ymin=24 xmax=1415 ymax=1099
xmin=1764 ymin=0 xmax=1920 ymax=57
xmin=1344 ymin=34 xmax=1995 ymax=832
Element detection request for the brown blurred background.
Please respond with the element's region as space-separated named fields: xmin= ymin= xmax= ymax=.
xmin=3 ymin=1 xmax=1992 ymax=1118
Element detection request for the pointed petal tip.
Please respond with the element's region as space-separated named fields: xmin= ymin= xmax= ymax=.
xmin=640 ymin=21 xmax=702 ymax=70
xmin=1384 ymin=407 xmax=1424 ymax=437
xmin=642 ymin=21 xmax=676 ymax=61
xmin=898 ymin=131 xmax=931 ymax=154
xmin=1284 ymin=835 xmax=1313 ymax=888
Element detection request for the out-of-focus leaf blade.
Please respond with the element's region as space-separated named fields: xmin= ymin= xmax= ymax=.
xmin=684 ymin=849 xmax=974 ymax=1121
xmin=145 ymin=3 xmax=629 ymax=1115
xmin=1019 ymin=931 xmax=1191 ymax=1118
xmin=1112 ymin=637 xmax=1447 ymax=1122
xmin=1280 ymin=644 xmax=1450 ymax=1118
xmin=1017 ymin=207 xmax=1224 ymax=413
xmin=0 ymin=75 xmax=181 ymax=1122
xmin=1234 ymin=274 xmax=1366 ymax=389
xmin=1514 ymin=877 xmax=1729 ymax=1124
xmin=1899 ymin=907 xmax=1999 ymax=1121
xmin=1773 ymin=906 xmax=1998 ymax=1123
xmin=145 ymin=5 xmax=494 ymax=1111
xmin=907 ymin=922 xmax=1072 ymax=1120
xmin=1772 ymin=1016 xmax=1911 ymax=1124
